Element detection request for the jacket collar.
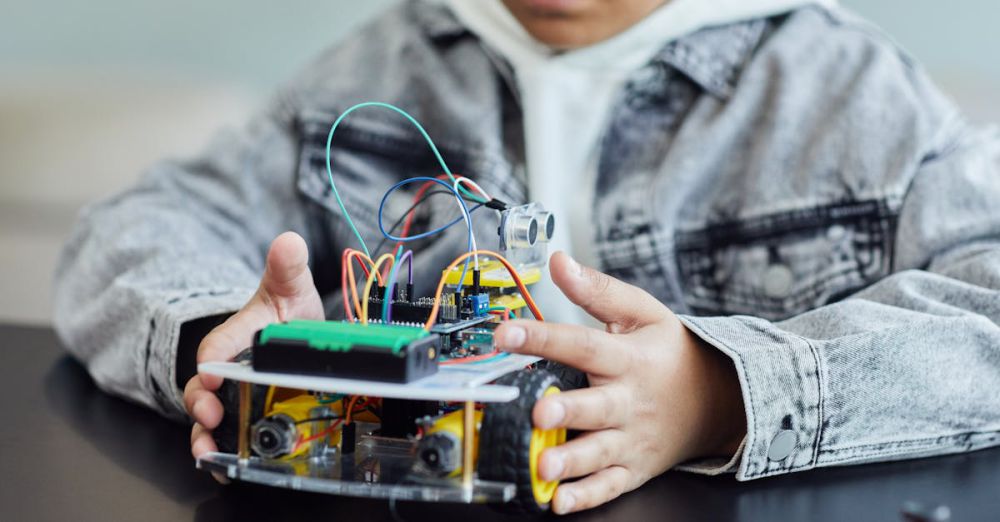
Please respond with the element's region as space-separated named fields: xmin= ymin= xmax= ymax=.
xmin=414 ymin=2 xmax=469 ymax=42
xmin=652 ymin=18 xmax=771 ymax=99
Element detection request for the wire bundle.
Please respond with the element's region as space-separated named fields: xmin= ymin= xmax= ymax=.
xmin=340 ymin=248 xmax=381 ymax=323
xmin=327 ymin=102 xmax=544 ymax=345
xmin=324 ymin=102 xmax=488 ymax=259
xmin=377 ymin=176 xmax=478 ymax=290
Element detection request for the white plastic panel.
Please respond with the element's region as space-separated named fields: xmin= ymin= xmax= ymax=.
xmin=198 ymin=352 xmax=540 ymax=403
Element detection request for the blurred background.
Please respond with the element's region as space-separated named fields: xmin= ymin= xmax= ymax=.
xmin=1 ymin=0 xmax=998 ymax=324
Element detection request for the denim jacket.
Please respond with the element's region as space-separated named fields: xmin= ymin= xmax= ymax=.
xmin=53 ymin=1 xmax=1000 ymax=481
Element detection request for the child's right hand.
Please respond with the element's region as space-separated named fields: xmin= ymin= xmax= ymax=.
xmin=183 ymin=232 xmax=324 ymax=468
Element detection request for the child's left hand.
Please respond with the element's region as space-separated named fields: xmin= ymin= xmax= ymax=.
xmin=494 ymin=252 xmax=747 ymax=515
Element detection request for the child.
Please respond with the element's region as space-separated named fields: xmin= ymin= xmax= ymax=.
xmin=54 ymin=0 xmax=1000 ymax=515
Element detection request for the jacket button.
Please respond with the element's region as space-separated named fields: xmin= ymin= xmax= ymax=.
xmin=767 ymin=430 xmax=797 ymax=461
xmin=827 ymin=224 xmax=846 ymax=241
xmin=763 ymin=264 xmax=794 ymax=298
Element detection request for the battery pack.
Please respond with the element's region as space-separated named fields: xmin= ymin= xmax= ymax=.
xmin=252 ymin=320 xmax=440 ymax=383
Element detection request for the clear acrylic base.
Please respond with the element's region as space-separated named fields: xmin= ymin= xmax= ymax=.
xmin=197 ymin=434 xmax=515 ymax=504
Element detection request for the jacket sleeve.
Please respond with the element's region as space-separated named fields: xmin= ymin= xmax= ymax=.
xmin=677 ymin=118 xmax=1000 ymax=480
xmin=52 ymin=94 xmax=327 ymax=420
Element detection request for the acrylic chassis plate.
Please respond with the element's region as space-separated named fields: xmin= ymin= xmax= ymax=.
xmin=198 ymin=353 xmax=541 ymax=403
xmin=197 ymin=433 xmax=516 ymax=503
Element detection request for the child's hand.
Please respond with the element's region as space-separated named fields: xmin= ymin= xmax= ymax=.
xmin=183 ymin=232 xmax=324 ymax=469
xmin=494 ymin=252 xmax=747 ymax=515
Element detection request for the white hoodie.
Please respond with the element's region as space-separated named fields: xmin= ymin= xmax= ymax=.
xmin=445 ymin=0 xmax=837 ymax=324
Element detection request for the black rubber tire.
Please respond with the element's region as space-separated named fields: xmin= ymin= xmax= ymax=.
xmin=479 ymin=369 xmax=562 ymax=514
xmin=537 ymin=360 xmax=589 ymax=391
xmin=212 ymin=348 xmax=269 ymax=454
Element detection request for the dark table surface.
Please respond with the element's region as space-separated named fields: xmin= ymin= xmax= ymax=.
xmin=2 ymin=323 xmax=998 ymax=521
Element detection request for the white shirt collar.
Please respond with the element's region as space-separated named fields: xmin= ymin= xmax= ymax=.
xmin=446 ymin=0 xmax=838 ymax=73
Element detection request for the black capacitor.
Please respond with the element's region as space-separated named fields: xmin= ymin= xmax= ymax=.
xmin=342 ymin=422 xmax=357 ymax=454
xmin=485 ymin=198 xmax=508 ymax=210
xmin=379 ymin=399 xmax=438 ymax=438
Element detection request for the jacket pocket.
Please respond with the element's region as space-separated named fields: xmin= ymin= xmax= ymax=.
xmin=676 ymin=200 xmax=897 ymax=321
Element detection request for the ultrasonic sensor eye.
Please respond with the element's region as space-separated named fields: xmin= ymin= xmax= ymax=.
xmin=510 ymin=214 xmax=539 ymax=248
xmin=536 ymin=212 xmax=555 ymax=242
xmin=498 ymin=202 xmax=554 ymax=271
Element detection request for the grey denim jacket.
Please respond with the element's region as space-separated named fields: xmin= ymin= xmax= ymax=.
xmin=53 ymin=1 xmax=1000 ymax=481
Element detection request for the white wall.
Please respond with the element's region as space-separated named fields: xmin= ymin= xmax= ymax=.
xmin=842 ymin=0 xmax=1000 ymax=124
xmin=0 ymin=1 xmax=996 ymax=324
xmin=0 ymin=1 xmax=395 ymax=324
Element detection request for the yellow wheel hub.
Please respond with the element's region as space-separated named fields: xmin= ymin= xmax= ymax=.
xmin=529 ymin=387 xmax=567 ymax=505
